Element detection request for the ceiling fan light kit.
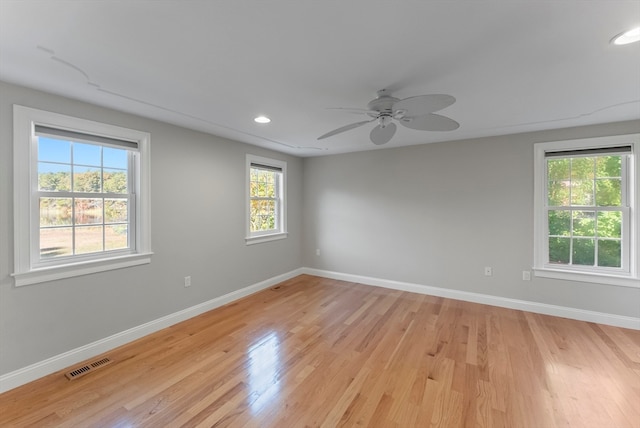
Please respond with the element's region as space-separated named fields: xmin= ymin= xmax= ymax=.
xmin=318 ymin=89 xmax=460 ymax=145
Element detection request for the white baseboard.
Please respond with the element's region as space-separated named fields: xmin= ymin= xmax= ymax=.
xmin=302 ymin=268 xmax=640 ymax=330
xmin=3 ymin=266 xmax=637 ymax=394
xmin=0 ymin=268 xmax=304 ymax=394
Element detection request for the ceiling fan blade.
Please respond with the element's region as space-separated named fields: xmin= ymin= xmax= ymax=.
xmin=327 ymin=107 xmax=378 ymax=116
xmin=370 ymin=122 xmax=397 ymax=145
xmin=399 ymin=113 xmax=460 ymax=131
xmin=393 ymin=94 xmax=456 ymax=117
xmin=318 ymin=119 xmax=374 ymax=140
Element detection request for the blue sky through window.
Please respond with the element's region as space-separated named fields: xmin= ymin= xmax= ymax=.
xmin=38 ymin=137 xmax=128 ymax=170
xmin=74 ymin=143 xmax=101 ymax=166
xmin=38 ymin=137 xmax=70 ymax=163
xmin=103 ymin=147 xmax=127 ymax=169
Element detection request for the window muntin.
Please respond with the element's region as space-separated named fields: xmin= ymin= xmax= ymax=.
xmin=13 ymin=105 xmax=152 ymax=286
xmin=534 ymin=135 xmax=638 ymax=287
xmin=246 ymin=155 xmax=287 ymax=244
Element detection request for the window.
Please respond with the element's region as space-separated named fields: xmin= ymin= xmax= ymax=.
xmin=534 ymin=134 xmax=639 ymax=287
xmin=13 ymin=105 xmax=151 ymax=286
xmin=246 ymin=155 xmax=287 ymax=244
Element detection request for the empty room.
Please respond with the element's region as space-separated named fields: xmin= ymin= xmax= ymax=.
xmin=0 ymin=1 xmax=639 ymax=427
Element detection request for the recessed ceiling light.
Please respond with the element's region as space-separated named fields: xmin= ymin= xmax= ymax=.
xmin=611 ymin=27 xmax=640 ymax=45
xmin=254 ymin=116 xmax=271 ymax=124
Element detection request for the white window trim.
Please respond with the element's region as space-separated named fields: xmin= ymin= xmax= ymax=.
xmin=533 ymin=134 xmax=639 ymax=288
xmin=245 ymin=154 xmax=287 ymax=245
xmin=12 ymin=105 xmax=152 ymax=286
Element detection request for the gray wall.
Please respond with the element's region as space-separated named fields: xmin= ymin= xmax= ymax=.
xmin=302 ymin=121 xmax=640 ymax=318
xmin=0 ymin=81 xmax=303 ymax=375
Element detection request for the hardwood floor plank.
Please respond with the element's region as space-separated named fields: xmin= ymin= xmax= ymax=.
xmin=1 ymin=274 xmax=638 ymax=427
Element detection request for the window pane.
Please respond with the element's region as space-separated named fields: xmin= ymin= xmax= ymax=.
xmin=75 ymin=199 xmax=103 ymax=225
xmin=250 ymin=180 xmax=258 ymax=197
xmin=548 ymin=180 xmax=569 ymax=206
xmin=259 ymin=175 xmax=268 ymax=196
xmin=105 ymin=199 xmax=128 ymax=223
xmin=573 ymin=238 xmax=595 ymax=266
xmin=103 ymin=147 xmax=128 ymax=169
xmin=549 ymin=237 xmax=570 ymax=264
xmin=571 ymin=157 xmax=595 ymax=180
xmin=103 ymin=169 xmax=128 ymax=193
xmin=596 ymin=156 xmax=621 ymax=178
xmin=595 ymin=179 xmax=621 ymax=206
xmin=73 ymin=167 xmax=102 ymax=192
xmin=250 ymin=200 xmax=260 ymax=231
xmin=40 ymin=227 xmax=72 ymax=258
xmin=265 ymin=182 xmax=275 ymax=197
xmin=598 ymin=239 xmax=621 ymax=268
xmin=572 ymin=211 xmax=595 ymax=237
xmin=75 ymin=226 xmax=104 ymax=254
xmin=548 ymin=210 xmax=570 ymax=236
xmin=40 ymin=198 xmax=72 ymax=226
xmin=38 ymin=163 xmax=71 ymax=191
xmin=548 ymin=158 xmax=569 ymax=181
xmin=250 ymin=170 xmax=261 ymax=197
xmin=597 ymin=211 xmax=621 ymax=238
xmin=105 ymin=225 xmax=128 ymax=250
xmin=570 ymin=180 xmax=594 ymax=206
xmin=73 ymin=143 xmax=101 ymax=167
xmin=38 ymin=137 xmax=70 ymax=163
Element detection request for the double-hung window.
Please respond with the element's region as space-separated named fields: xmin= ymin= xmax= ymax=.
xmin=13 ymin=105 xmax=151 ymax=286
xmin=533 ymin=134 xmax=639 ymax=287
xmin=245 ymin=155 xmax=287 ymax=244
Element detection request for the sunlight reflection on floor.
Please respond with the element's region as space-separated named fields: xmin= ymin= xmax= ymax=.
xmin=247 ymin=331 xmax=282 ymax=414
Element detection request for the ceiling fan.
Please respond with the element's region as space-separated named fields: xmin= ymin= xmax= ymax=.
xmin=318 ymin=89 xmax=459 ymax=145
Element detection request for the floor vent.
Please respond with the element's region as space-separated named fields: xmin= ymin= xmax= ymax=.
xmin=64 ymin=357 xmax=113 ymax=380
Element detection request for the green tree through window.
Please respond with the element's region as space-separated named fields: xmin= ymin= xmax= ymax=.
xmin=246 ymin=155 xmax=287 ymax=244
xmin=249 ymin=167 xmax=279 ymax=232
xmin=547 ymin=154 xmax=624 ymax=268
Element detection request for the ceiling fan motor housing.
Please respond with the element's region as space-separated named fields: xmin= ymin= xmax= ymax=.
xmin=367 ymin=91 xmax=399 ymax=116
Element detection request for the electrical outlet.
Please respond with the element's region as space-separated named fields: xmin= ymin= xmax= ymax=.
xmin=184 ymin=276 xmax=191 ymax=287
xmin=316 ymin=249 xmax=321 ymax=256
xmin=484 ymin=267 xmax=493 ymax=276
xmin=522 ymin=271 xmax=531 ymax=281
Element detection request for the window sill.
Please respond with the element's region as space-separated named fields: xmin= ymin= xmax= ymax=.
xmin=533 ymin=267 xmax=639 ymax=288
xmin=245 ymin=232 xmax=288 ymax=245
xmin=12 ymin=252 xmax=153 ymax=287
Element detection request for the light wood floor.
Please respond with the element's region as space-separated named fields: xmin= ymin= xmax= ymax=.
xmin=1 ymin=275 xmax=639 ymax=427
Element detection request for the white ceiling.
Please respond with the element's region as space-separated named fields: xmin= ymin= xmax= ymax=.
xmin=1 ymin=1 xmax=639 ymax=157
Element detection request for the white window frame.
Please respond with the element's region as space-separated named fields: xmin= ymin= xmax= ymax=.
xmin=533 ymin=134 xmax=639 ymax=288
xmin=12 ymin=105 xmax=152 ymax=286
xmin=245 ymin=154 xmax=287 ymax=245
